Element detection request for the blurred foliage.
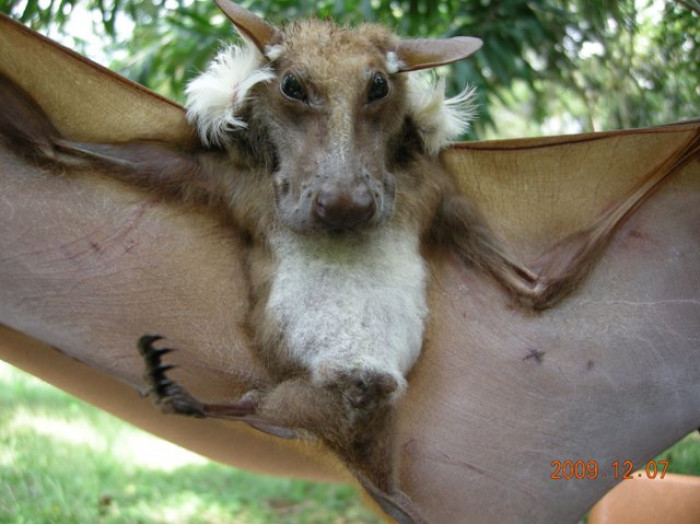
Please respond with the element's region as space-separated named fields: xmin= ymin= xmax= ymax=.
xmin=0 ymin=0 xmax=698 ymax=137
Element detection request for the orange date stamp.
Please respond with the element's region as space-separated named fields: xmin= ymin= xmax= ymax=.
xmin=550 ymin=459 xmax=669 ymax=480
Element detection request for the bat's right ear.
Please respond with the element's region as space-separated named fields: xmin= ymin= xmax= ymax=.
xmin=215 ymin=0 xmax=282 ymax=53
xmin=396 ymin=36 xmax=483 ymax=72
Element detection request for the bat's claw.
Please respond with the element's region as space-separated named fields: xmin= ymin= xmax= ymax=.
xmin=137 ymin=334 xmax=206 ymax=418
xmin=138 ymin=334 xmax=168 ymax=357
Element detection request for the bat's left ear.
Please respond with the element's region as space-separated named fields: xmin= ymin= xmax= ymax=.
xmin=395 ymin=37 xmax=483 ymax=72
xmin=215 ymin=0 xmax=282 ymax=53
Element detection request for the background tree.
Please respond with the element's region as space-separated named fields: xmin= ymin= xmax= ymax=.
xmin=1 ymin=0 xmax=698 ymax=138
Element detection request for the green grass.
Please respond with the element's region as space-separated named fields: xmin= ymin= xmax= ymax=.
xmin=0 ymin=362 xmax=381 ymax=524
xmin=1 ymin=361 xmax=698 ymax=524
xmin=656 ymin=430 xmax=700 ymax=477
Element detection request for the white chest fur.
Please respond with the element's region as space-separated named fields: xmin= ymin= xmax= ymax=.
xmin=266 ymin=227 xmax=428 ymax=394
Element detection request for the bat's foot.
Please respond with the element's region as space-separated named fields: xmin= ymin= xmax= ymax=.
xmin=137 ymin=334 xmax=207 ymax=417
xmin=137 ymin=334 xmax=260 ymax=421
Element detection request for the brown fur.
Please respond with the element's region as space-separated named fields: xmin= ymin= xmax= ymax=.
xmin=0 ymin=4 xmax=566 ymax=522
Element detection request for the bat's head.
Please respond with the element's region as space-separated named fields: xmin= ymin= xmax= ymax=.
xmin=186 ymin=0 xmax=481 ymax=234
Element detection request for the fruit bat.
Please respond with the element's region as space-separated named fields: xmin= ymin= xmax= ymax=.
xmin=0 ymin=5 xmax=698 ymax=523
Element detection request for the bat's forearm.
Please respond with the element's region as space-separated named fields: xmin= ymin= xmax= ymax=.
xmin=433 ymin=193 xmax=544 ymax=304
xmin=435 ymin=192 xmax=611 ymax=309
xmin=1 ymin=74 xmax=226 ymax=207
xmin=53 ymin=138 xmax=224 ymax=206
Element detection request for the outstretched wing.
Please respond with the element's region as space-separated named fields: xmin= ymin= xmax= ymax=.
xmin=1 ymin=13 xmax=698 ymax=524
xmin=0 ymin=14 xmax=193 ymax=144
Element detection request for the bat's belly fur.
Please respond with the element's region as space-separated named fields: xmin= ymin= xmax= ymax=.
xmin=266 ymin=227 xmax=428 ymax=396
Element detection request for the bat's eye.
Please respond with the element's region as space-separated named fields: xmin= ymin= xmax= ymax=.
xmin=368 ymin=72 xmax=389 ymax=102
xmin=281 ymin=73 xmax=306 ymax=102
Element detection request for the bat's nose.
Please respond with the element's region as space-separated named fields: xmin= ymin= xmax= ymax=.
xmin=313 ymin=183 xmax=376 ymax=230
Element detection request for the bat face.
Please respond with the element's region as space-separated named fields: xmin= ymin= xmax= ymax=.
xmin=251 ymin=20 xmax=406 ymax=235
xmin=185 ymin=2 xmax=481 ymax=237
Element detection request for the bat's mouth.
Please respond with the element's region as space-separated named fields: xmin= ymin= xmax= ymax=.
xmin=274 ymin=170 xmax=396 ymax=234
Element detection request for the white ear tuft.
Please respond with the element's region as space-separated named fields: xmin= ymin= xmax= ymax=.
xmin=264 ymin=44 xmax=283 ymax=61
xmin=386 ymin=51 xmax=402 ymax=74
xmin=406 ymin=73 xmax=478 ymax=156
xmin=185 ymin=40 xmax=275 ymax=147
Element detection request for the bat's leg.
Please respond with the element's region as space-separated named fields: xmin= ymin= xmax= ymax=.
xmin=137 ymin=337 xmax=424 ymax=521
xmin=344 ymin=428 xmax=427 ymax=524
xmin=355 ymin=472 xmax=428 ymax=524
xmin=137 ymin=334 xmax=256 ymax=419
xmin=136 ymin=335 xmax=297 ymax=439
xmin=255 ymin=372 xmax=428 ymax=523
